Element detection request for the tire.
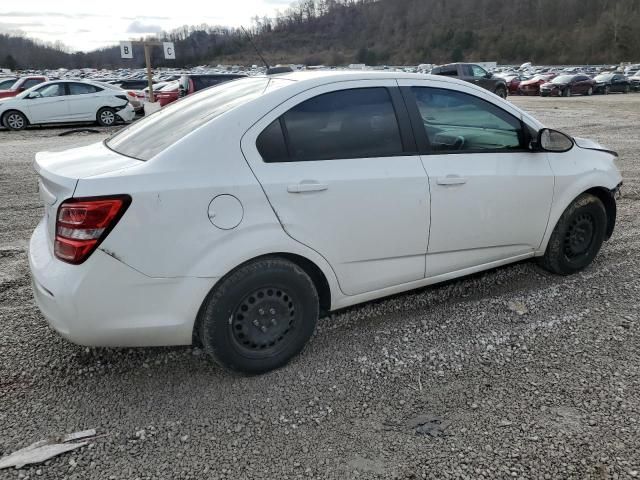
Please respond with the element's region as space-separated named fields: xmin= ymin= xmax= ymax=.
xmin=198 ymin=257 xmax=319 ymax=374
xmin=624 ymin=85 xmax=631 ymax=94
xmin=495 ymin=86 xmax=507 ymax=99
xmin=96 ymin=107 xmax=117 ymax=127
xmin=604 ymin=86 xmax=611 ymax=95
xmin=538 ymin=193 xmax=607 ymax=275
xmin=586 ymin=87 xmax=593 ymax=96
xmin=2 ymin=110 xmax=27 ymax=130
xmin=563 ymin=87 xmax=571 ymax=97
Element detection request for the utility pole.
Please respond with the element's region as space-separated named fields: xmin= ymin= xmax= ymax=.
xmin=120 ymin=40 xmax=175 ymax=105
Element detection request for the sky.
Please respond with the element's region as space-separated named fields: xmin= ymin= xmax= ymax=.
xmin=0 ymin=0 xmax=294 ymax=52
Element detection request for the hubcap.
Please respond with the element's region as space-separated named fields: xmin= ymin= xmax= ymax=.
xmin=230 ymin=287 xmax=296 ymax=353
xmin=564 ymin=213 xmax=595 ymax=259
xmin=7 ymin=114 xmax=24 ymax=129
xmin=100 ymin=110 xmax=115 ymax=125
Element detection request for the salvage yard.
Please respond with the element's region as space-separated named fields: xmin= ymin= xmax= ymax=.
xmin=1 ymin=94 xmax=639 ymax=479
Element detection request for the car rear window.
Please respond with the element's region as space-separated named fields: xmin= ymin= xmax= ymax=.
xmin=107 ymin=77 xmax=281 ymax=161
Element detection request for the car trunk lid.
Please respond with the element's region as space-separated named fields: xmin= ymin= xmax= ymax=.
xmin=34 ymin=141 xmax=141 ymax=246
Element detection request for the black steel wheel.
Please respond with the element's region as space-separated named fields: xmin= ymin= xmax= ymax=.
xmin=538 ymin=193 xmax=607 ymax=275
xmin=198 ymin=257 xmax=319 ymax=374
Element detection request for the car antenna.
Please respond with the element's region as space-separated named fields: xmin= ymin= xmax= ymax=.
xmin=241 ymin=26 xmax=270 ymax=70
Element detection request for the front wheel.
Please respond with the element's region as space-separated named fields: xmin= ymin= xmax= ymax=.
xmin=586 ymin=87 xmax=593 ymax=96
xmin=563 ymin=87 xmax=571 ymax=97
xmin=198 ymin=258 xmax=319 ymax=374
xmin=538 ymin=193 xmax=607 ymax=275
xmin=495 ymin=86 xmax=507 ymax=99
xmin=96 ymin=107 xmax=117 ymax=127
xmin=3 ymin=110 xmax=28 ymax=130
xmin=624 ymin=85 xmax=631 ymax=94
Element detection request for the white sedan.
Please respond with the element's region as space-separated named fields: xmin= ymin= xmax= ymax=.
xmin=1 ymin=80 xmax=135 ymax=130
xmin=29 ymin=71 xmax=622 ymax=374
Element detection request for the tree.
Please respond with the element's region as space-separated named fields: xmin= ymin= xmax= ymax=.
xmin=3 ymin=54 xmax=18 ymax=70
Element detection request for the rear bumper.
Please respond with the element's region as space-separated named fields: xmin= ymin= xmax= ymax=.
xmin=29 ymin=219 xmax=215 ymax=347
xmin=116 ymin=104 xmax=136 ymax=122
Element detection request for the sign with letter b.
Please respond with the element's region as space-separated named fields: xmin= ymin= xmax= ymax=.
xmin=120 ymin=41 xmax=133 ymax=59
xmin=163 ymin=42 xmax=176 ymax=60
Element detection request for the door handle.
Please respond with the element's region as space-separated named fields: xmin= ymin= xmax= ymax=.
xmin=436 ymin=175 xmax=468 ymax=186
xmin=287 ymin=182 xmax=328 ymax=193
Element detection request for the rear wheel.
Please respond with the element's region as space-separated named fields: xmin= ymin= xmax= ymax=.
xmin=563 ymin=87 xmax=571 ymax=97
xmin=96 ymin=107 xmax=117 ymax=127
xmin=624 ymin=85 xmax=631 ymax=94
xmin=2 ymin=110 xmax=27 ymax=130
xmin=604 ymin=85 xmax=611 ymax=95
xmin=198 ymin=258 xmax=319 ymax=374
xmin=538 ymin=193 xmax=607 ymax=275
xmin=586 ymin=87 xmax=593 ymax=96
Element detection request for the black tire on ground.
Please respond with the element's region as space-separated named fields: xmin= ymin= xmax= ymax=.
xmin=198 ymin=257 xmax=319 ymax=374
xmin=563 ymin=87 xmax=571 ymax=97
xmin=604 ymin=85 xmax=611 ymax=95
xmin=586 ymin=87 xmax=593 ymax=96
xmin=624 ymin=85 xmax=631 ymax=94
xmin=538 ymin=193 xmax=607 ymax=275
xmin=96 ymin=107 xmax=117 ymax=126
xmin=495 ymin=86 xmax=507 ymax=99
xmin=2 ymin=110 xmax=28 ymax=130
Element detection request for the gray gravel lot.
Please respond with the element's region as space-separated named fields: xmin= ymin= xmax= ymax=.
xmin=1 ymin=95 xmax=639 ymax=479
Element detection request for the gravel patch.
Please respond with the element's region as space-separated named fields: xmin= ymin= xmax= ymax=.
xmin=1 ymin=96 xmax=639 ymax=479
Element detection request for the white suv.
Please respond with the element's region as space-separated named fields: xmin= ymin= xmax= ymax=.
xmin=29 ymin=71 xmax=622 ymax=374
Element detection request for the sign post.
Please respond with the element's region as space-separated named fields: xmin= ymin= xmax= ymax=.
xmin=119 ymin=40 xmax=176 ymax=105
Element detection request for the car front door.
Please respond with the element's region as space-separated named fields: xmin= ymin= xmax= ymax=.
xmin=23 ymin=83 xmax=69 ymax=123
xmin=398 ymin=79 xmax=554 ymax=277
xmin=470 ymin=64 xmax=494 ymax=90
xmin=241 ymin=81 xmax=430 ymax=296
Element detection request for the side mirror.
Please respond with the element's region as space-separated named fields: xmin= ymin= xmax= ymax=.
xmin=485 ymin=73 xmax=492 ymax=79
xmin=27 ymin=91 xmax=42 ymax=99
xmin=533 ymin=128 xmax=574 ymax=153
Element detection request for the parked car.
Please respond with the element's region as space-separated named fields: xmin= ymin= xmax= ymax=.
xmin=177 ymin=73 xmax=247 ymax=98
xmin=518 ymin=74 xmax=556 ymax=96
xmin=109 ymin=79 xmax=152 ymax=90
xmin=29 ymin=71 xmax=621 ymax=374
xmin=1 ymin=80 xmax=135 ymax=130
xmin=431 ymin=63 xmax=508 ymax=98
xmin=593 ymin=73 xmax=631 ymax=94
xmin=154 ymin=81 xmax=180 ymax=107
xmin=0 ymin=77 xmax=18 ymax=90
xmin=497 ymin=74 xmax=522 ymax=95
xmin=630 ymin=71 xmax=640 ymax=92
xmin=0 ymin=76 xmax=48 ymax=99
xmin=540 ymin=74 xmax=596 ymax=97
xmin=92 ymin=81 xmax=143 ymax=114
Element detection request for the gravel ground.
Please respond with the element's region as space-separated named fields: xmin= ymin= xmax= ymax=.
xmin=1 ymin=95 xmax=639 ymax=480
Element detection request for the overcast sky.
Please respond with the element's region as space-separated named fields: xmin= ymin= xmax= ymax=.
xmin=0 ymin=1 xmax=294 ymax=52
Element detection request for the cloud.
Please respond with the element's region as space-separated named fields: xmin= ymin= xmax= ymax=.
xmin=126 ymin=20 xmax=163 ymax=34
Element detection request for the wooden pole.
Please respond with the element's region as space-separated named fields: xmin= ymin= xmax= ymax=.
xmin=144 ymin=43 xmax=154 ymax=103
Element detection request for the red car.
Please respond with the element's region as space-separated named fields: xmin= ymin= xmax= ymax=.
xmin=518 ymin=74 xmax=557 ymax=96
xmin=0 ymin=76 xmax=47 ymax=99
xmin=500 ymin=74 xmax=522 ymax=95
xmin=154 ymin=81 xmax=180 ymax=107
xmin=540 ymin=74 xmax=596 ymax=97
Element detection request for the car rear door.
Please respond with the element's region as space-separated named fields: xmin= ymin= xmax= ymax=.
xmin=398 ymin=79 xmax=554 ymax=277
xmin=23 ymin=83 xmax=69 ymax=123
xmin=241 ymin=80 xmax=430 ymax=296
xmin=65 ymin=82 xmax=102 ymax=120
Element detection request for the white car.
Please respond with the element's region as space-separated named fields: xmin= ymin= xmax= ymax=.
xmin=29 ymin=71 xmax=622 ymax=374
xmin=1 ymin=80 xmax=135 ymax=130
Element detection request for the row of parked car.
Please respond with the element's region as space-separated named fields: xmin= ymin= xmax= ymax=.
xmin=0 ymin=73 xmax=247 ymax=130
xmin=2 ymin=63 xmax=639 ymax=130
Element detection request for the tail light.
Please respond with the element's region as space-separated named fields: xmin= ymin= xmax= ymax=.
xmin=54 ymin=195 xmax=131 ymax=264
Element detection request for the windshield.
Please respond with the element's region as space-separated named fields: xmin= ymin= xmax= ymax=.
xmin=107 ymin=77 xmax=286 ymax=161
xmin=552 ymin=75 xmax=574 ymax=84
xmin=594 ymin=74 xmax=614 ymax=82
